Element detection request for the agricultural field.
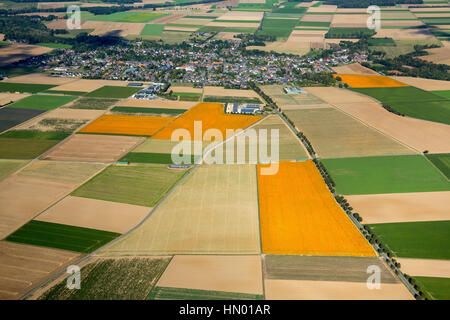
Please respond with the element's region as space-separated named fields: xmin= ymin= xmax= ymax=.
xmin=322 ymin=155 xmax=450 ymax=195
xmin=85 ymin=86 xmax=141 ymax=98
xmin=257 ymin=160 xmax=375 ymax=257
xmin=152 ymin=102 xmax=262 ymax=141
xmin=258 ymin=17 xmax=299 ymax=39
xmin=6 ymin=220 xmax=120 ymax=253
xmin=111 ymin=106 xmax=187 ymax=115
xmin=149 ymin=287 xmax=263 ymax=300
xmin=367 ymin=221 xmax=450 ymax=260
xmin=81 ymin=11 xmax=168 ymax=23
xmin=351 ymin=86 xmax=450 ymax=125
xmin=0 ymin=159 xmax=27 ymax=180
xmin=0 ymin=82 xmax=56 ymax=93
xmin=42 ymin=134 xmax=143 ymax=162
xmin=0 ymin=130 xmax=70 ymax=159
xmin=99 ymin=164 xmax=260 ymax=255
xmin=284 ymin=107 xmax=414 ymax=158
xmin=141 ymin=24 xmax=165 ymax=36
xmin=78 ymin=114 xmax=173 ymax=136
xmin=335 ymin=75 xmax=409 ymax=88
xmin=0 ymin=107 xmax=46 ymax=133
xmin=64 ymin=97 xmax=119 ymax=110
xmin=7 ymin=95 xmax=77 ymax=111
xmin=425 ymin=153 xmax=450 ymax=179
xmin=72 ymin=164 xmax=187 ymax=207
xmin=414 ymin=277 xmax=450 ymax=300
xmin=39 ymin=257 xmax=171 ymax=300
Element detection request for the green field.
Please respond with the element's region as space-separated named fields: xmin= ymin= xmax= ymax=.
xmin=258 ymin=17 xmax=299 ymax=38
xmin=72 ymin=164 xmax=188 ymax=207
xmin=64 ymin=97 xmax=118 ymax=110
xmin=43 ymin=90 xmax=86 ymax=96
xmin=368 ymin=221 xmax=450 ymax=260
xmin=40 ymin=257 xmax=170 ymax=300
xmin=368 ymin=37 xmax=396 ymax=46
xmin=326 ymin=28 xmax=375 ymax=39
xmin=351 ymin=87 xmax=450 ymax=125
xmin=297 ymin=21 xmax=330 ymax=28
xmin=85 ymin=86 xmax=141 ymax=99
xmin=272 ymin=3 xmax=307 ymax=15
xmin=141 ymin=24 xmax=165 ymax=36
xmin=0 ymin=159 xmax=27 ymax=180
xmin=425 ymin=153 xmax=450 ymax=179
xmin=111 ymin=106 xmax=186 ymax=115
xmin=0 ymin=130 xmax=70 ymax=159
xmin=414 ymin=276 xmax=450 ymax=300
xmin=322 ymin=155 xmax=450 ymax=195
xmin=0 ymin=83 xmax=56 ymax=93
xmin=120 ymin=152 xmax=199 ymax=164
xmin=37 ymin=43 xmax=72 ymax=49
xmin=7 ymin=95 xmax=77 ymax=111
xmin=6 ymin=220 xmax=120 ymax=253
xmin=148 ymin=286 xmax=263 ymax=300
xmin=82 ymin=11 xmax=167 ymax=23
xmin=173 ymin=92 xmax=202 ymax=101
xmin=203 ymin=96 xmax=262 ymax=104
xmin=432 ymin=90 xmax=450 ymax=99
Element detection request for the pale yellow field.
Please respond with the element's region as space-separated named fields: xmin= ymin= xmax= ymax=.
xmin=81 ymin=21 xmax=145 ymax=37
xmin=300 ymin=14 xmax=333 ymax=22
xmin=396 ymin=258 xmax=450 ymax=279
xmin=332 ymin=63 xmax=379 ymax=75
xmin=331 ymin=14 xmax=369 ymax=28
xmin=203 ymin=86 xmax=258 ymax=97
xmin=207 ymin=21 xmax=260 ymax=28
xmin=373 ymin=28 xmax=435 ymax=39
xmin=119 ymin=99 xmax=197 ymax=109
xmin=307 ymin=4 xmax=337 ymax=13
xmin=49 ymin=79 xmax=130 ymax=92
xmin=2 ymin=73 xmax=76 ymax=85
xmin=0 ymin=44 xmax=52 ymax=67
xmin=389 ymin=76 xmax=450 ymax=91
xmin=0 ymin=92 xmax=29 ymax=106
xmin=419 ymin=47 xmax=450 ymax=66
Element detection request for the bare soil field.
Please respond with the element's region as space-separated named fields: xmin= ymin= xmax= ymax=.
xmin=42 ymin=134 xmax=144 ymax=162
xmin=215 ymin=32 xmax=240 ymax=40
xmin=265 ymin=279 xmax=413 ymax=300
xmin=170 ymin=18 xmax=212 ymax=25
xmin=347 ymin=192 xmax=450 ymax=224
xmin=307 ymin=5 xmax=337 ymax=13
xmin=207 ymin=21 xmax=260 ymax=28
xmin=285 ymin=108 xmax=414 ymax=158
xmin=381 ymin=20 xmax=424 ymax=27
xmin=164 ymin=26 xmax=198 ymax=32
xmin=264 ymin=255 xmax=397 ymax=283
xmin=81 ymin=21 xmax=145 ymax=37
xmin=15 ymin=108 xmax=105 ymax=131
xmin=247 ymin=41 xmax=310 ymax=55
xmin=410 ymin=7 xmax=450 ymax=12
xmin=0 ymin=44 xmax=52 ymax=67
xmin=332 ymin=63 xmax=379 ymax=75
xmin=396 ymin=258 xmax=450 ymax=278
xmin=49 ymin=79 xmax=129 ymax=92
xmin=132 ymin=138 xmax=206 ymax=154
xmin=390 ymin=76 xmax=450 ymax=91
xmin=36 ymin=196 xmax=150 ymax=234
xmin=373 ymin=28 xmax=435 ymax=40
xmin=0 ymin=241 xmax=80 ymax=300
xmin=300 ymin=15 xmax=333 ymax=22
xmin=156 ymin=255 xmax=263 ymax=295
xmin=149 ymin=13 xmax=184 ymax=24
xmin=46 ymin=19 xmax=70 ymax=30
xmin=419 ymin=47 xmax=450 ymax=66
xmin=331 ymin=14 xmax=369 ymax=28
xmin=0 ymin=92 xmax=29 ymax=106
xmin=99 ymin=164 xmax=260 ymax=255
xmin=203 ymin=86 xmax=258 ymax=97
xmin=216 ymin=11 xmax=263 ymax=21
xmin=0 ymin=161 xmax=105 ymax=239
xmin=415 ymin=13 xmax=450 ymax=18
xmin=170 ymin=86 xmax=203 ymax=93
xmin=119 ymin=99 xmax=197 ymax=109
xmin=305 ymin=87 xmax=450 ymax=153
xmin=3 ymin=73 xmax=75 ymax=85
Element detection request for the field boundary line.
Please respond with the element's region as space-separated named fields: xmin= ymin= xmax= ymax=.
xmin=423 ymin=154 xmax=450 ymax=182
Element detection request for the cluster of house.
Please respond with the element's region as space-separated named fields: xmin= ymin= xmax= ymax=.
xmin=225 ymin=103 xmax=264 ymax=115
xmin=131 ymin=82 xmax=165 ymax=99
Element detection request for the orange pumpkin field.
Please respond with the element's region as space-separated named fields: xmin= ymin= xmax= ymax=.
xmin=152 ymin=102 xmax=263 ymax=141
xmin=79 ymin=114 xmax=173 ymax=136
xmin=334 ymin=74 xmax=409 ymax=88
xmin=257 ymin=160 xmax=376 ymax=257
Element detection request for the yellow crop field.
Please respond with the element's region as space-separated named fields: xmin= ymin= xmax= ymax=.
xmin=78 ymin=114 xmax=173 ymax=136
xmin=152 ymin=103 xmax=262 ymax=141
xmin=257 ymin=160 xmax=375 ymax=257
xmin=334 ymin=74 xmax=409 ymax=88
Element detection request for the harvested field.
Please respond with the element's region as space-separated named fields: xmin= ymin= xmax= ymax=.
xmin=285 ymin=108 xmax=414 ymax=158
xmin=0 ymin=241 xmax=80 ymax=300
xmin=0 ymin=44 xmax=52 ymax=67
xmin=0 ymin=159 xmax=27 ymax=180
xmin=72 ymin=164 xmax=186 ymax=207
xmin=149 ymin=286 xmax=263 ymax=300
xmin=0 ymin=107 xmax=45 ymax=133
xmin=78 ymin=114 xmax=173 ymax=136
xmin=323 ymin=155 xmax=450 ymax=195
xmin=0 ymin=92 xmax=28 ymax=106
xmin=118 ymin=99 xmax=197 ymax=109
xmin=265 ymin=279 xmax=412 ymax=300
xmin=203 ymin=86 xmax=258 ymax=97
xmin=149 ymin=13 xmax=185 ymax=24
xmin=152 ymin=102 xmax=262 ymax=141
xmin=307 ymin=5 xmax=337 ymax=13
xmin=0 ymin=161 xmax=105 ymax=239
xmin=38 ymin=257 xmax=171 ymax=300
xmin=301 ymin=14 xmax=333 ymax=22
xmin=331 ymin=14 xmax=369 ymax=28
xmin=2 ymin=73 xmax=75 ymax=85
xmin=6 ymin=220 xmax=120 ymax=253
xmin=85 ymin=86 xmax=141 ymax=98
xmin=42 ymin=134 xmax=143 ymax=162
xmin=36 ymin=196 xmax=150 ymax=234
xmin=169 ymin=18 xmax=212 ymax=25
xmin=419 ymin=46 xmax=450 ymax=65
xmin=389 ymin=76 xmax=450 ymax=91
xmin=80 ymin=21 xmax=145 ymax=37
xmin=247 ymin=40 xmax=310 ymax=55
xmin=332 ymin=63 xmax=379 ymax=75
xmin=304 ymin=87 xmax=450 ymax=154
xmin=335 ymin=74 xmax=408 ymax=88
xmin=155 ymin=255 xmax=263 ymax=295
xmin=99 ymin=164 xmax=260 ymax=255
xmin=347 ymin=192 xmax=450 ymax=224
xmin=216 ymin=11 xmax=263 ymax=21
xmin=397 ymin=258 xmax=450 ymax=279
xmin=50 ymin=79 xmax=129 ymax=93
xmin=368 ymin=220 xmax=450 ymax=260
xmin=8 ymin=94 xmax=76 ymax=111
xmin=264 ymin=255 xmax=397 ymax=283
xmin=63 ymin=97 xmax=118 ymax=110
xmin=372 ymin=28 xmax=435 ymax=39
xmin=132 ymin=138 xmax=205 ymax=155
xmin=258 ymin=161 xmax=375 ymax=257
